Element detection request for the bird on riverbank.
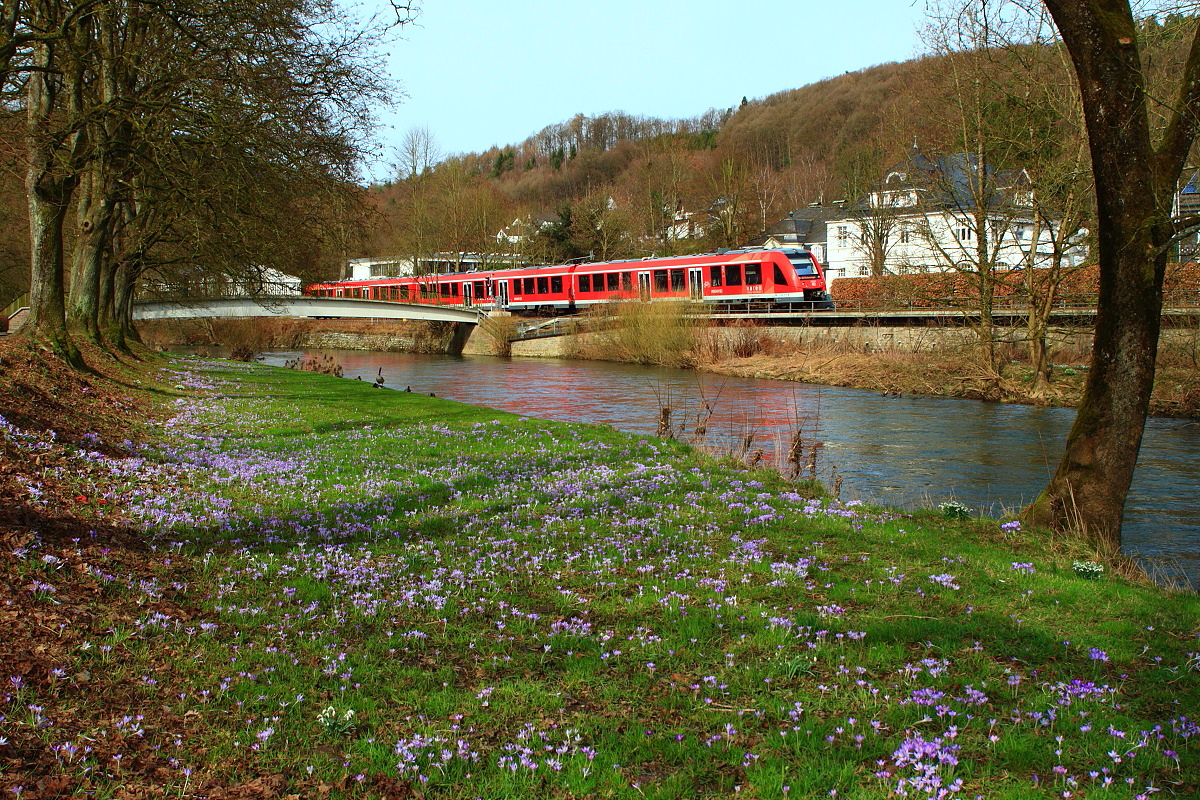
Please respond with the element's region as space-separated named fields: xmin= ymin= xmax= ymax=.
xmin=372 ymin=368 xmax=385 ymax=389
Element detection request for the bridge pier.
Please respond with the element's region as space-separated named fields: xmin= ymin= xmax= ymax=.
xmin=447 ymin=322 xmax=473 ymax=356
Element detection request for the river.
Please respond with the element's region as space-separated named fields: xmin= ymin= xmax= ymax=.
xmin=258 ymin=349 xmax=1200 ymax=588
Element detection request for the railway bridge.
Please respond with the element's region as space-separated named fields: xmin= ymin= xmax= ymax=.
xmin=132 ymin=296 xmax=501 ymax=354
xmin=133 ymin=296 xmax=484 ymax=324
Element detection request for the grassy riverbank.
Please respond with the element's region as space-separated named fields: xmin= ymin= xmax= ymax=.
xmin=3 ymin=347 xmax=1198 ymax=799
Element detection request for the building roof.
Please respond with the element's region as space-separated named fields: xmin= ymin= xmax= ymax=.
xmin=750 ymin=205 xmax=844 ymax=246
xmin=869 ymin=144 xmax=1029 ymax=212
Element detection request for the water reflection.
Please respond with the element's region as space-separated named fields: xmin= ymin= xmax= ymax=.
xmin=257 ymin=349 xmax=1200 ymax=586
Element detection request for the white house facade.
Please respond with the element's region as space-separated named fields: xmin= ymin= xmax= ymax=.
xmin=821 ymin=147 xmax=1088 ymax=285
xmin=823 ymin=209 xmax=1086 ymax=284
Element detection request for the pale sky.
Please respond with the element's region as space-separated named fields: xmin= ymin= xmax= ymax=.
xmin=366 ymin=0 xmax=932 ymax=180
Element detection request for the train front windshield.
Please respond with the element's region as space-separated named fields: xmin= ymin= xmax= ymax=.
xmin=786 ymin=252 xmax=819 ymax=277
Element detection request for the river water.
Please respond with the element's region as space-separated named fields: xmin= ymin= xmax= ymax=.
xmin=259 ymin=349 xmax=1200 ymax=587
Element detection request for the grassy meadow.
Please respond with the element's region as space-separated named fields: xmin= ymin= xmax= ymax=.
xmin=3 ymin=356 xmax=1198 ymax=799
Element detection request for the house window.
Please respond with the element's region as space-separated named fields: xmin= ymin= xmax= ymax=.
xmin=899 ymin=226 xmax=911 ymax=244
xmin=837 ymin=225 xmax=850 ymax=246
xmin=957 ymin=226 xmax=973 ymax=242
xmin=858 ymin=265 xmax=870 ymax=276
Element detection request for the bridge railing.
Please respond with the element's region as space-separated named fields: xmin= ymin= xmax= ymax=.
xmin=828 ymin=290 xmax=1200 ymax=314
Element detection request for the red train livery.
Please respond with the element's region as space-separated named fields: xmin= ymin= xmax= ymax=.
xmin=304 ymin=248 xmax=834 ymax=314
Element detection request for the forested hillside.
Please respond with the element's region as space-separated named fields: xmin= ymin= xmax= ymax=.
xmin=363 ymin=58 xmax=951 ymax=270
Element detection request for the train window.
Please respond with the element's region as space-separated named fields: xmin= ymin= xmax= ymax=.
xmin=551 ymin=275 xmax=563 ymax=293
xmin=788 ymin=253 xmax=818 ymax=276
xmin=537 ymin=276 xmax=549 ymax=294
xmin=621 ymin=272 xmax=632 ymax=290
xmin=670 ymin=269 xmax=685 ymax=291
xmin=654 ymin=269 xmax=668 ymax=292
xmin=607 ymin=273 xmax=619 ymax=291
xmin=400 ymin=285 xmax=410 ymax=299
xmin=440 ymin=283 xmax=451 ymax=297
xmin=579 ymin=274 xmax=591 ymax=292
xmin=523 ymin=277 xmax=535 ymax=294
xmin=726 ymin=264 xmax=743 ymax=286
xmin=452 ymin=283 xmax=459 ymax=297
xmin=474 ymin=281 xmax=485 ymax=297
xmin=745 ymin=264 xmax=762 ymax=286
xmin=710 ymin=266 xmax=723 ymax=287
xmin=773 ymin=264 xmax=788 ymax=284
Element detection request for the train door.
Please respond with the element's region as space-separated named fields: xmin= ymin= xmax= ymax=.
xmin=638 ymin=272 xmax=651 ymax=301
xmin=463 ymin=281 xmax=473 ymax=307
xmin=498 ymin=280 xmax=510 ymax=309
xmin=688 ymin=268 xmax=703 ymax=301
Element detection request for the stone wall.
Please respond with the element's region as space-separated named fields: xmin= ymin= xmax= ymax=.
xmin=299 ymin=331 xmax=419 ymax=351
xmin=506 ymin=324 xmax=1096 ymax=359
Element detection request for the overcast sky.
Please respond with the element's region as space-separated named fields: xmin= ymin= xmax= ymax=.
xmin=365 ymin=0 xmax=932 ymax=180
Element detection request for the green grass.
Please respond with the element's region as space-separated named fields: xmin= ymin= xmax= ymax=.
xmin=6 ymin=355 xmax=1198 ymax=799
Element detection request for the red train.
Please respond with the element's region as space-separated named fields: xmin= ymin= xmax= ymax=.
xmin=304 ymin=248 xmax=834 ymax=314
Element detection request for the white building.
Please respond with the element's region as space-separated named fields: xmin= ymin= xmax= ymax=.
xmin=346 ymin=253 xmax=522 ymax=281
xmin=822 ymin=147 xmax=1087 ymax=285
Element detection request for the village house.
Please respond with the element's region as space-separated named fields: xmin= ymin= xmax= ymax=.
xmin=819 ymin=145 xmax=1088 ymax=284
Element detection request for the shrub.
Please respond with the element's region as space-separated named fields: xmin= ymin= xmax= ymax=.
xmin=285 ymin=353 xmax=343 ymax=377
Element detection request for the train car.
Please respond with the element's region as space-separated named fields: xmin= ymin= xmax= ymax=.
xmin=304 ymin=247 xmax=834 ymax=314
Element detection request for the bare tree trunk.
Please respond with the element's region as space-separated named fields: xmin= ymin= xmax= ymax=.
xmin=1026 ymin=1 xmax=1198 ymax=547
xmin=68 ymin=162 xmax=114 ymax=342
xmin=104 ymin=257 xmax=139 ymax=353
xmin=1027 ymin=279 xmax=1054 ymax=398
xmin=24 ymin=37 xmax=83 ymax=366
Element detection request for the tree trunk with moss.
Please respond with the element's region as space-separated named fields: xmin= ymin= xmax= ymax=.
xmin=1026 ymin=2 xmax=1200 ymax=547
xmin=24 ymin=35 xmax=83 ymax=367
